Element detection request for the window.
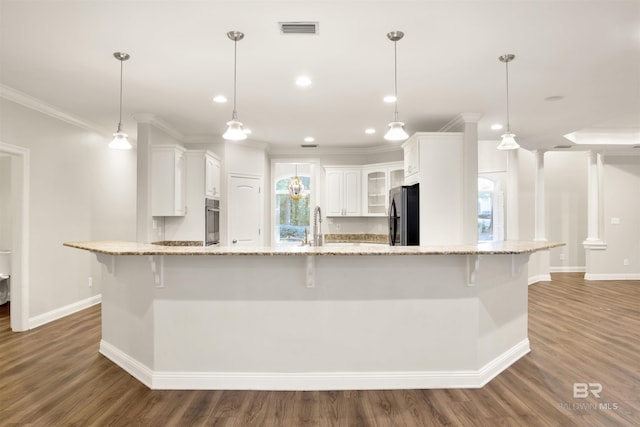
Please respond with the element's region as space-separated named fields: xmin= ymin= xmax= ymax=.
xmin=273 ymin=162 xmax=315 ymax=245
xmin=478 ymin=177 xmax=504 ymax=241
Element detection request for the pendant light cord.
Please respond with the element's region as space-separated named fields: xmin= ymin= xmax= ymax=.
xmin=232 ymin=39 xmax=238 ymax=119
xmin=118 ymin=58 xmax=124 ymax=131
xmin=505 ymin=59 xmax=510 ymax=133
xmin=393 ymin=40 xmax=399 ymax=121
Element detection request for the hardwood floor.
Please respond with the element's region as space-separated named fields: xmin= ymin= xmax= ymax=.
xmin=0 ymin=273 xmax=638 ymax=426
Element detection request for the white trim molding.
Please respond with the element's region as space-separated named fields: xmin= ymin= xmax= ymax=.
xmin=0 ymin=84 xmax=110 ymax=136
xmin=528 ymin=274 xmax=552 ymax=285
xmin=584 ymin=273 xmax=640 ymax=281
xmin=550 ymin=266 xmax=586 ymax=273
xmin=29 ymin=294 xmax=101 ymax=329
xmin=99 ymin=339 xmax=529 ymax=391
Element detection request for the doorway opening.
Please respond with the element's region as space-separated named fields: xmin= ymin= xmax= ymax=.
xmin=0 ymin=142 xmax=30 ymax=332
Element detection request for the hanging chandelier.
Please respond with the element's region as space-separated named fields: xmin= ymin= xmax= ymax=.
xmin=497 ymin=54 xmax=520 ymax=150
xmin=288 ymin=164 xmax=305 ymax=200
xmin=109 ymin=52 xmax=132 ymax=150
xmin=384 ymin=31 xmax=409 ymax=142
xmin=223 ymin=31 xmax=247 ymax=141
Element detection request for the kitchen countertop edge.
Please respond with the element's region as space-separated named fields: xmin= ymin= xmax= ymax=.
xmin=63 ymin=240 xmax=565 ymax=256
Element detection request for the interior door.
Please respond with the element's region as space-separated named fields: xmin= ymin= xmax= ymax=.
xmin=228 ymin=175 xmax=262 ymax=247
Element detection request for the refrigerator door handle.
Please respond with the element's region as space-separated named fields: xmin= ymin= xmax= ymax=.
xmin=389 ymin=198 xmax=397 ymax=246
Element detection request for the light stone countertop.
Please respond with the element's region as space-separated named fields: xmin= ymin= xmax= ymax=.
xmin=63 ymin=240 xmax=564 ymax=256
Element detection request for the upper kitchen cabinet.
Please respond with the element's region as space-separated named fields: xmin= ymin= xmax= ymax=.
xmin=325 ymin=167 xmax=361 ymax=217
xmin=152 ymin=145 xmax=186 ymax=216
xmin=205 ymin=154 xmax=221 ymax=199
xmin=362 ymin=162 xmax=404 ymax=216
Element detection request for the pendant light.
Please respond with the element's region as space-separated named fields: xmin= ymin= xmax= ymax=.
xmin=384 ymin=31 xmax=409 ymax=142
xmin=288 ymin=164 xmax=305 ymax=200
xmin=109 ymin=52 xmax=132 ymax=150
xmin=223 ymin=31 xmax=247 ymax=141
xmin=497 ymin=54 xmax=520 ymax=150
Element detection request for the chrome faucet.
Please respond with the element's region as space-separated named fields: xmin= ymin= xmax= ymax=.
xmin=313 ymin=206 xmax=323 ymax=246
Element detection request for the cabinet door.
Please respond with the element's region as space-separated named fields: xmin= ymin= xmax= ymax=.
xmin=404 ymin=139 xmax=419 ymax=179
xmin=174 ymin=151 xmax=186 ymax=215
xmin=343 ymin=169 xmax=361 ymax=216
xmin=325 ymin=169 xmax=344 ymax=216
xmin=152 ymin=146 xmax=186 ymax=216
xmin=205 ymin=156 xmax=221 ymax=198
xmin=363 ymin=169 xmax=386 ymax=216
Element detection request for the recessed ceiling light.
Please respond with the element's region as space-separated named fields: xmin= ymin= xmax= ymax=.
xmin=304 ymin=136 xmax=315 ymax=143
xmin=243 ymin=128 xmax=252 ymax=135
xmin=383 ymin=95 xmax=396 ymax=103
xmin=491 ymin=124 xmax=503 ymax=130
xmin=365 ymin=128 xmax=376 ymax=134
xmin=296 ymin=76 xmax=312 ymax=87
xmin=213 ymin=95 xmax=227 ymax=103
xmin=545 ymin=95 xmax=564 ymax=102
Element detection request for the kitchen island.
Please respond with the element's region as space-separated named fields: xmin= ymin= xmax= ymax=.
xmin=64 ymin=240 xmax=562 ymax=390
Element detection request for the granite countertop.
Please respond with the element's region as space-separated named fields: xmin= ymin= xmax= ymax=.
xmin=63 ymin=240 xmax=564 ymax=256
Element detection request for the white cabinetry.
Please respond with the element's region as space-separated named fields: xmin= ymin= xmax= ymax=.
xmin=362 ymin=162 xmax=404 ymax=216
xmin=403 ymin=137 xmax=420 ymax=183
xmin=205 ymin=154 xmax=221 ymax=199
xmin=402 ymin=132 xmax=465 ymax=245
xmin=152 ymin=145 xmax=186 ymax=216
xmin=325 ymin=168 xmax=361 ymax=216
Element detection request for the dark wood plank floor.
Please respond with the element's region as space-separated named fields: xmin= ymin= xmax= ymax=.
xmin=0 ymin=273 xmax=638 ymax=426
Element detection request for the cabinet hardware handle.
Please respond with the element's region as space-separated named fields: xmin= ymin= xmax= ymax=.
xmin=232 ymin=239 xmax=237 ymax=244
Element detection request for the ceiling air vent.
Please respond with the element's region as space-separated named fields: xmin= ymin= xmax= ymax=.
xmin=279 ymin=22 xmax=319 ymax=35
xmin=553 ymin=145 xmax=572 ymax=149
xmin=301 ymin=144 xmax=318 ymax=148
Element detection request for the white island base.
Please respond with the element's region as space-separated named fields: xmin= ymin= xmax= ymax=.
xmin=71 ymin=242 xmax=557 ymax=391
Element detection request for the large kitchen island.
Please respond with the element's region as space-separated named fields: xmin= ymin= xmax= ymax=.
xmin=64 ymin=240 xmax=562 ymax=390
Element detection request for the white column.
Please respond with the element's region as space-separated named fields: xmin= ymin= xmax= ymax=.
xmin=506 ymin=149 xmax=519 ymax=240
xmin=534 ymin=150 xmax=547 ymax=241
xmin=135 ymin=121 xmax=153 ymax=243
xmin=461 ymin=114 xmax=481 ymax=244
xmin=531 ymin=149 xmax=551 ymax=283
xmin=583 ymin=151 xmax=607 ymax=249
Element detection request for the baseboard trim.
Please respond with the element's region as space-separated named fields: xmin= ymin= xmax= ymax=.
xmin=528 ymin=274 xmax=552 ymax=285
xmin=100 ymin=340 xmax=153 ymax=388
xmin=550 ymin=266 xmax=586 ymax=273
xmin=99 ymin=339 xmax=530 ymax=391
xmin=584 ymin=273 xmax=640 ymax=281
xmin=28 ymin=294 xmax=101 ymax=329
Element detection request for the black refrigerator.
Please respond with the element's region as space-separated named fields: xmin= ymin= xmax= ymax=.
xmin=388 ymin=183 xmax=420 ymax=246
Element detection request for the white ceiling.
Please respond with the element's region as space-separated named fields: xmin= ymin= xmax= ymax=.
xmin=1 ymin=0 xmax=639 ymax=152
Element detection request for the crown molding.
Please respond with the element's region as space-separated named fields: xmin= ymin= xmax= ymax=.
xmin=267 ymin=142 xmax=402 ymax=156
xmin=439 ymin=113 xmax=483 ymax=132
xmin=133 ymin=113 xmax=184 ymax=141
xmin=0 ymin=83 xmax=111 ymax=136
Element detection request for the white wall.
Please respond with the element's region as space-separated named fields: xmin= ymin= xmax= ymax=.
xmin=545 ymin=151 xmax=588 ymax=270
xmin=0 ymin=98 xmax=136 ymax=319
xmin=0 ymin=155 xmax=11 ymax=249
xmin=587 ymin=155 xmax=640 ymax=278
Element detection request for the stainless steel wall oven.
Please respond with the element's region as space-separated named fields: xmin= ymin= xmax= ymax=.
xmin=205 ymin=198 xmax=220 ymax=246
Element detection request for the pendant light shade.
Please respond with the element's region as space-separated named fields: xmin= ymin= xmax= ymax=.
xmin=384 ymin=31 xmax=408 ymax=142
xmin=497 ymin=54 xmax=520 ymax=150
xmin=288 ymin=164 xmax=305 ymax=200
xmin=109 ymin=52 xmax=132 ymax=150
xmin=223 ymin=31 xmax=247 ymax=141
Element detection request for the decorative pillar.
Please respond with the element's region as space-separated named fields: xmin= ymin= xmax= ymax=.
xmin=531 ymin=149 xmax=551 ymax=282
xmin=460 ymin=113 xmax=481 ymax=244
xmin=506 ymin=149 xmax=519 ymax=240
xmin=534 ymin=150 xmax=547 ymax=241
xmin=583 ymin=150 xmax=607 ymax=249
